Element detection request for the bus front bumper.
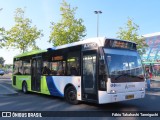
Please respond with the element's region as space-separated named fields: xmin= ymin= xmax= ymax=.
xmin=98 ymin=91 xmax=145 ymax=104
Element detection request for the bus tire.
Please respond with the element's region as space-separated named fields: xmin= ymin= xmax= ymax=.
xmin=22 ymin=82 xmax=28 ymax=94
xmin=65 ymin=86 xmax=79 ymax=105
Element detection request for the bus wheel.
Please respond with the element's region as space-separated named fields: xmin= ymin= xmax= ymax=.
xmin=22 ymin=82 xmax=28 ymax=94
xmin=65 ymin=86 xmax=79 ymax=105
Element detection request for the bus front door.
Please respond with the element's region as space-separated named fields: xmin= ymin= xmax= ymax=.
xmin=82 ymin=51 xmax=98 ymax=102
xmin=31 ymin=58 xmax=41 ymax=92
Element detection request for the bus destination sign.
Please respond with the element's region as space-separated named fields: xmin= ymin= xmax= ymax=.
xmin=105 ymin=39 xmax=136 ymax=50
xmin=112 ymin=41 xmax=128 ymax=48
xmin=52 ymin=56 xmax=63 ymax=61
xmin=83 ymin=43 xmax=98 ymax=50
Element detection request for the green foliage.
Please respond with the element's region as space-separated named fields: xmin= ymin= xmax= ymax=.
xmin=0 ymin=8 xmax=5 ymax=48
xmin=31 ymin=46 xmax=41 ymax=51
xmin=4 ymin=8 xmax=43 ymax=53
xmin=0 ymin=27 xmax=5 ymax=48
xmin=4 ymin=64 xmax=13 ymax=72
xmin=4 ymin=64 xmax=12 ymax=69
xmin=49 ymin=0 xmax=86 ymax=46
xmin=0 ymin=64 xmax=2 ymax=69
xmin=117 ymin=18 xmax=148 ymax=55
xmin=0 ymin=57 xmax=5 ymax=67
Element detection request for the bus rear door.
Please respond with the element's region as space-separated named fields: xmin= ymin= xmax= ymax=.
xmin=31 ymin=57 xmax=42 ymax=92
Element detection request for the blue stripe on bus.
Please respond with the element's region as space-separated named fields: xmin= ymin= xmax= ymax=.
xmin=46 ymin=76 xmax=64 ymax=97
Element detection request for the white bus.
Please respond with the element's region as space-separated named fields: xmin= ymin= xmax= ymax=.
xmin=13 ymin=37 xmax=145 ymax=104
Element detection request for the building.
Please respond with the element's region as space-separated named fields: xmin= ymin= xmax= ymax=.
xmin=142 ymin=32 xmax=160 ymax=78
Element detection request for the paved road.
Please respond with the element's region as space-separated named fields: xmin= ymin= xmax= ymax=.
xmin=0 ymin=79 xmax=160 ymax=120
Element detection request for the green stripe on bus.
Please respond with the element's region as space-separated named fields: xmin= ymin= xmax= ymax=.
xmin=14 ymin=50 xmax=47 ymax=58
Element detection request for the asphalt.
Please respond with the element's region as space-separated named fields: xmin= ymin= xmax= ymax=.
xmin=0 ymin=79 xmax=18 ymax=96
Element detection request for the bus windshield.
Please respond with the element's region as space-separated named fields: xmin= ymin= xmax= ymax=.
xmin=104 ymin=48 xmax=144 ymax=83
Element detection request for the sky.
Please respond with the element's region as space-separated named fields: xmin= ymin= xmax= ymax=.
xmin=0 ymin=0 xmax=160 ymax=64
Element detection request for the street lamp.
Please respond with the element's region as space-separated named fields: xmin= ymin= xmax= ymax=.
xmin=94 ymin=10 xmax=102 ymax=37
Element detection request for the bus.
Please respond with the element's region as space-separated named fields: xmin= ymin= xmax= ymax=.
xmin=12 ymin=37 xmax=145 ymax=104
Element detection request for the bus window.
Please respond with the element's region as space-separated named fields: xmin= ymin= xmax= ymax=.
xmin=104 ymin=48 xmax=144 ymax=82
xmin=50 ymin=61 xmax=65 ymax=76
xmin=23 ymin=60 xmax=31 ymax=75
xmin=67 ymin=52 xmax=80 ymax=76
xmin=83 ymin=54 xmax=96 ymax=91
xmin=42 ymin=61 xmax=50 ymax=75
xmin=13 ymin=60 xmax=23 ymax=75
xmin=42 ymin=66 xmax=51 ymax=75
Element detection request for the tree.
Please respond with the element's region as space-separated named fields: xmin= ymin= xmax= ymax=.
xmin=4 ymin=64 xmax=13 ymax=73
xmin=49 ymin=0 xmax=86 ymax=46
xmin=0 ymin=27 xmax=5 ymax=47
xmin=117 ymin=18 xmax=148 ymax=55
xmin=0 ymin=8 xmax=5 ymax=48
xmin=4 ymin=8 xmax=43 ymax=53
xmin=0 ymin=57 xmax=5 ymax=67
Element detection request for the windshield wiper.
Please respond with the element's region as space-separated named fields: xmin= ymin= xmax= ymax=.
xmin=130 ymin=75 xmax=144 ymax=79
xmin=115 ymin=73 xmax=130 ymax=80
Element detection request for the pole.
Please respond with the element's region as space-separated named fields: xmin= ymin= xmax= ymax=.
xmin=97 ymin=13 xmax=99 ymax=37
xmin=94 ymin=11 xmax=102 ymax=37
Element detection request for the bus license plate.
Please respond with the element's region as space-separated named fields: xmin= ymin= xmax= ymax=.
xmin=125 ymin=95 xmax=134 ymax=99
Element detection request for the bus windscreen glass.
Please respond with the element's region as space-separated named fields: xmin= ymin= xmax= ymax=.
xmin=104 ymin=48 xmax=144 ymax=83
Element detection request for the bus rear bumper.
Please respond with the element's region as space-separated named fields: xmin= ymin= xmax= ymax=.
xmin=98 ymin=91 xmax=145 ymax=104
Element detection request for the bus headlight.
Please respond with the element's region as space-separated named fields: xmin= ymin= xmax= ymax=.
xmin=141 ymin=88 xmax=144 ymax=91
xmin=110 ymin=90 xmax=116 ymax=94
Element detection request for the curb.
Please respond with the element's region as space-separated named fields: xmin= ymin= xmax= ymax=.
xmin=0 ymin=77 xmax=11 ymax=79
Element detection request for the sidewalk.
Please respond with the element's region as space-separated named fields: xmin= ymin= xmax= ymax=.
xmin=0 ymin=80 xmax=18 ymax=96
xmin=146 ymin=88 xmax=160 ymax=96
xmin=0 ymin=73 xmax=19 ymax=96
xmin=151 ymin=76 xmax=160 ymax=81
xmin=0 ymin=73 xmax=12 ymax=79
xmin=146 ymin=79 xmax=160 ymax=95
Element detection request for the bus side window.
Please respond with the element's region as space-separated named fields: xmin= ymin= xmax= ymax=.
xmin=57 ymin=69 xmax=64 ymax=76
xmin=50 ymin=61 xmax=65 ymax=76
xmin=23 ymin=60 xmax=31 ymax=75
xmin=49 ymin=62 xmax=57 ymax=75
xmin=42 ymin=61 xmax=50 ymax=75
xmin=13 ymin=60 xmax=23 ymax=75
xmin=70 ymin=66 xmax=78 ymax=76
xmin=56 ymin=61 xmax=65 ymax=76
xmin=42 ymin=66 xmax=51 ymax=75
xmin=67 ymin=51 xmax=80 ymax=76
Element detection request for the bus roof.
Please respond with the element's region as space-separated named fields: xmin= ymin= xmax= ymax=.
xmin=47 ymin=37 xmax=137 ymax=51
xmin=14 ymin=37 xmax=137 ymax=58
xmin=48 ymin=37 xmax=106 ymax=51
xmin=14 ymin=49 xmax=47 ymax=58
